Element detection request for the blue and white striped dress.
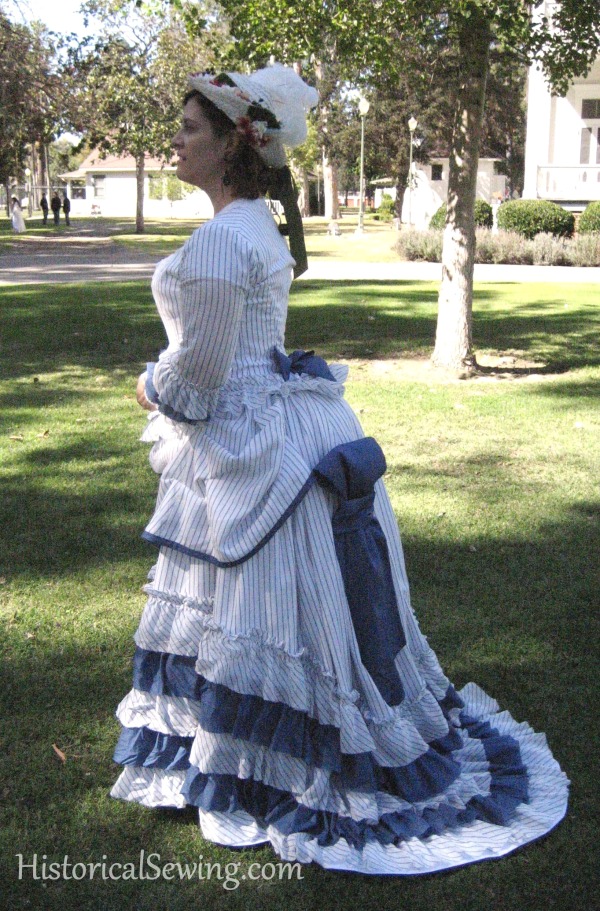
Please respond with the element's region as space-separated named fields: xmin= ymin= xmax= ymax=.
xmin=111 ymin=197 xmax=568 ymax=874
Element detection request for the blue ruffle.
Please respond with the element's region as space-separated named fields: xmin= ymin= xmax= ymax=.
xmin=178 ymin=712 xmax=529 ymax=847
xmin=113 ymin=726 xmax=193 ymax=771
xmin=115 ymin=646 xmax=529 ymax=847
xmin=180 ymin=712 xmax=529 ymax=849
xmin=120 ymin=648 xmax=466 ymax=801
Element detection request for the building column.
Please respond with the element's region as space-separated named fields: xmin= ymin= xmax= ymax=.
xmin=523 ymin=64 xmax=553 ymax=199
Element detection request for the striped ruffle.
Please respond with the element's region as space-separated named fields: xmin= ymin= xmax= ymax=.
xmin=134 ymin=597 xmax=454 ymax=761
xmin=112 ymin=677 xmax=568 ymax=870
xmin=112 ymin=646 xmax=525 ymax=827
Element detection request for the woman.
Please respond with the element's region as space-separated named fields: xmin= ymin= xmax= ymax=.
xmin=11 ymin=196 xmax=26 ymax=233
xmin=111 ymin=64 xmax=568 ymax=874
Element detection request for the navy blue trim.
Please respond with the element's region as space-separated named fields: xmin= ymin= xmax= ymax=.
xmin=179 ymin=710 xmax=529 ymax=849
xmin=145 ymin=363 xmax=159 ymax=404
xmin=113 ymin=726 xmax=193 ymax=771
xmin=144 ymin=361 xmax=205 ymax=424
xmin=272 ymin=347 xmax=336 ymax=382
xmin=157 ymin=402 xmax=205 ymax=425
xmin=122 ymin=648 xmax=464 ymax=799
xmin=113 ymin=714 xmax=528 ymax=845
xmin=141 ymin=475 xmax=317 ymax=567
xmin=115 ymin=645 xmax=529 ymax=843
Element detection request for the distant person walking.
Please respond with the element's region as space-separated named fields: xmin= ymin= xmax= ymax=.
xmin=62 ymin=192 xmax=71 ymax=226
xmin=10 ymin=196 xmax=26 ymax=233
xmin=40 ymin=193 xmax=49 ymax=225
xmin=50 ymin=192 xmax=61 ymax=225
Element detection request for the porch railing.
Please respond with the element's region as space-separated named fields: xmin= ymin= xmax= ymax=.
xmin=537 ymin=166 xmax=600 ymax=201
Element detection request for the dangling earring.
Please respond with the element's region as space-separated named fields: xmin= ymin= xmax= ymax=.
xmin=222 ymin=170 xmax=232 ymax=187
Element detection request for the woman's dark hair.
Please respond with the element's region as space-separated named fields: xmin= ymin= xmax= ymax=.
xmin=183 ymin=90 xmax=272 ymax=198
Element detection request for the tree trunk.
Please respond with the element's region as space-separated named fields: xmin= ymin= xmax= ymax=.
xmin=323 ymin=151 xmax=339 ymax=220
xmin=432 ymin=6 xmax=491 ymax=373
xmin=42 ymin=143 xmax=50 ymax=194
xmin=395 ymin=180 xmax=406 ymax=223
xmin=298 ymin=167 xmax=310 ymax=218
xmin=135 ymin=154 xmax=145 ymax=233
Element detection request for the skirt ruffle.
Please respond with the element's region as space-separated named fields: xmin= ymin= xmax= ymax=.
xmin=112 ymin=371 xmax=569 ymax=875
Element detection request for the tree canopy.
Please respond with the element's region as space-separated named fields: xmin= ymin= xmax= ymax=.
xmin=0 ymin=12 xmax=66 ymax=192
xmin=206 ymin=0 xmax=600 ymax=370
xmin=71 ymin=0 xmax=220 ymax=231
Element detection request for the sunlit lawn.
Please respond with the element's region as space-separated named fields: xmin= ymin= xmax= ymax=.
xmin=0 ymin=277 xmax=598 ymax=910
xmin=0 ymin=211 xmax=401 ymax=261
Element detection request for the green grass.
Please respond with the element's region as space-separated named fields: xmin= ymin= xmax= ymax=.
xmin=0 ymin=279 xmax=598 ymax=910
xmin=0 ymin=211 xmax=402 ymax=261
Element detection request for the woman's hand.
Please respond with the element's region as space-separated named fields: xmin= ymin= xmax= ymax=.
xmin=136 ymin=372 xmax=158 ymax=412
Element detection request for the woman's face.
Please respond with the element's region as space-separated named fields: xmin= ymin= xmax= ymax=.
xmin=172 ymin=98 xmax=229 ymax=191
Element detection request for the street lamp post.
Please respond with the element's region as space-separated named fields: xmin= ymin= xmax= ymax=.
xmin=356 ymin=96 xmax=370 ymax=234
xmin=407 ymin=115 xmax=418 ymax=227
xmin=24 ymin=167 xmax=32 ymax=217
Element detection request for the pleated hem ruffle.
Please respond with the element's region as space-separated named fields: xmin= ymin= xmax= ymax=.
xmin=111 ymin=682 xmax=569 ymax=875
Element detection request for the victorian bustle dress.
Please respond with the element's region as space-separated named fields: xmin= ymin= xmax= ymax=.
xmin=110 ymin=197 xmax=568 ymax=874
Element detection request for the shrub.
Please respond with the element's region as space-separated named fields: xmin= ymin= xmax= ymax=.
xmin=429 ymin=205 xmax=446 ymax=230
xmin=568 ymin=233 xmax=600 ymax=266
xmin=429 ymin=199 xmax=493 ymax=230
xmin=474 ymin=228 xmax=534 ymax=265
xmin=531 ymin=233 xmax=570 ymax=266
xmin=578 ymin=201 xmax=600 ymax=234
xmin=396 ymin=227 xmax=599 ymax=265
xmin=374 ymin=193 xmax=395 ymax=222
xmin=396 ymin=228 xmax=443 ymax=262
xmin=496 ymin=199 xmax=574 ymax=239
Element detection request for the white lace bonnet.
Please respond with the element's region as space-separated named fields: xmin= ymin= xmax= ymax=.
xmin=187 ymin=63 xmax=319 ymax=168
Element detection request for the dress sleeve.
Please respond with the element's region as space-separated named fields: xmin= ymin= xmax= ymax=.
xmin=146 ymin=223 xmax=252 ymax=422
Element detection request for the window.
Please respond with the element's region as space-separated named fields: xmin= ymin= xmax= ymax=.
xmin=71 ymin=181 xmax=86 ymax=200
xmin=431 ymin=163 xmax=443 ymax=181
xmin=580 ymin=127 xmax=592 ymax=164
xmin=582 ymin=99 xmax=600 ymax=119
xmin=92 ymin=175 xmax=105 ymax=198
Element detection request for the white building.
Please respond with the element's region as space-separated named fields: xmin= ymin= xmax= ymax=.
xmin=370 ymin=159 xmax=506 ymax=229
xmin=523 ymin=2 xmax=600 ymax=209
xmin=61 ymin=149 xmax=214 ymax=219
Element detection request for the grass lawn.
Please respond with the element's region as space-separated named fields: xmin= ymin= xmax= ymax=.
xmin=0 ymin=211 xmax=401 ymax=262
xmin=0 ymin=277 xmax=598 ymax=910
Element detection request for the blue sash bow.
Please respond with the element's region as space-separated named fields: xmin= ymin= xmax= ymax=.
xmin=313 ymin=439 xmax=406 ymax=707
xmin=273 ymin=348 xmax=336 ymax=382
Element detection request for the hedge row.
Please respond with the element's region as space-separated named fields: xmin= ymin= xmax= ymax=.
xmin=428 ymin=198 xmax=600 ymax=239
xmin=579 ymin=201 xmax=600 ymax=233
xmin=496 ymin=200 xmax=574 ymax=238
xmin=429 ymin=200 xmax=493 ymax=230
xmin=396 ymin=228 xmax=600 ymax=266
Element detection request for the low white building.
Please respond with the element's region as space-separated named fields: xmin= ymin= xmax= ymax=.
xmin=523 ymin=3 xmax=600 ymax=209
xmin=61 ymin=149 xmax=214 ymax=219
xmin=371 ymin=159 xmax=506 ymax=228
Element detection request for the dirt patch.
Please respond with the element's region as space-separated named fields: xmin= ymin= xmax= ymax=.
xmin=343 ymin=353 xmax=553 ymax=383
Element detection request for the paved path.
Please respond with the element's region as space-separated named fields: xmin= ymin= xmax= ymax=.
xmin=1 ymin=237 xmax=599 ymax=284
xmin=0 ymin=239 xmax=159 ymax=285
xmin=301 ymin=261 xmax=600 ymax=283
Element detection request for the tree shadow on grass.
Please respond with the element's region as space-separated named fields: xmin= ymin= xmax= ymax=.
xmin=0 ymin=501 xmax=597 ymax=910
xmin=2 ymin=281 xmax=599 ymax=378
xmin=291 ymin=282 xmax=600 ymax=370
xmin=519 ymin=377 xmax=600 ymax=399
xmin=0 ymin=443 xmax=154 ymax=580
